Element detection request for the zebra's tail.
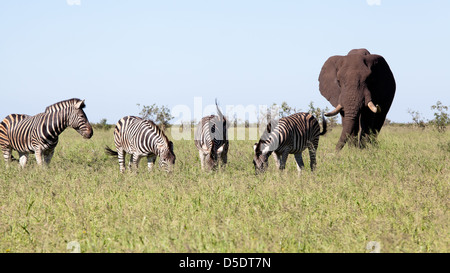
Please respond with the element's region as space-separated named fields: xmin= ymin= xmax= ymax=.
xmin=320 ymin=113 xmax=327 ymax=136
xmin=105 ymin=146 xmax=118 ymax=157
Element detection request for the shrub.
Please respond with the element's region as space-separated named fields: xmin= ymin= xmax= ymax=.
xmin=430 ymin=101 xmax=449 ymax=133
xmin=137 ymin=103 xmax=173 ymax=131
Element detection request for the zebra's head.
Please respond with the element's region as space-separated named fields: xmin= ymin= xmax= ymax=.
xmin=252 ymin=122 xmax=275 ymax=174
xmin=159 ymin=141 xmax=176 ymax=172
xmin=69 ymin=99 xmax=94 ymax=139
xmin=253 ymin=141 xmax=271 ymax=174
xmin=203 ymin=141 xmax=225 ymax=171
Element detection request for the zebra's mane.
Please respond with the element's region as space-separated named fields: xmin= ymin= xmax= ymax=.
xmin=45 ymin=98 xmax=84 ymax=113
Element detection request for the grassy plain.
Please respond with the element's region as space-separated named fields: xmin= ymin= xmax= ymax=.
xmin=0 ymin=125 xmax=448 ymax=252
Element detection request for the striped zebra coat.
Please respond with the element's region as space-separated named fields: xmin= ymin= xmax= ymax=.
xmin=253 ymin=112 xmax=326 ymax=175
xmin=0 ymin=98 xmax=93 ymax=167
xmin=105 ymin=116 xmax=175 ymax=173
xmin=194 ymin=102 xmax=229 ymax=171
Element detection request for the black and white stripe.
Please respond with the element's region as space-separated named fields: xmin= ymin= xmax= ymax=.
xmin=0 ymin=98 xmax=93 ymax=167
xmin=0 ymin=114 xmax=30 ymax=163
xmin=105 ymin=116 xmax=176 ymax=173
xmin=253 ymin=112 xmax=326 ymax=175
xmin=194 ymin=101 xmax=228 ymax=171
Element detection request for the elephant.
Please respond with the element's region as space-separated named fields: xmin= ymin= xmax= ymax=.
xmin=318 ymin=48 xmax=396 ymax=150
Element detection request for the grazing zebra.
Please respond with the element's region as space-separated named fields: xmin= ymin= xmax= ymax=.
xmin=105 ymin=116 xmax=175 ymax=173
xmin=0 ymin=98 xmax=93 ymax=167
xmin=194 ymin=100 xmax=229 ymax=171
xmin=253 ymin=112 xmax=327 ymax=175
xmin=0 ymin=114 xmax=30 ymax=163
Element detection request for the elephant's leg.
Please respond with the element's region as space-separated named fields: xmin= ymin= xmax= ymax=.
xmin=359 ymin=110 xmax=381 ymax=148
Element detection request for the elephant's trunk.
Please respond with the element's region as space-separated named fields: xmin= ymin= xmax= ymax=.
xmin=325 ymin=104 xmax=343 ymax=117
xmin=336 ymin=113 xmax=360 ymax=151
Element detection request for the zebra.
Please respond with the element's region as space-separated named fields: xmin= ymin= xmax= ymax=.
xmin=194 ymin=100 xmax=229 ymax=171
xmin=0 ymin=98 xmax=93 ymax=167
xmin=105 ymin=116 xmax=175 ymax=173
xmin=0 ymin=114 xmax=30 ymax=163
xmin=253 ymin=112 xmax=327 ymax=175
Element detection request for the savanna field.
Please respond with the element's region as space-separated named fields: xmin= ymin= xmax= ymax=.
xmin=0 ymin=125 xmax=448 ymax=253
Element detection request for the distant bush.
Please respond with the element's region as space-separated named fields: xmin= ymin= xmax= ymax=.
xmin=92 ymin=118 xmax=113 ymax=131
xmin=407 ymin=109 xmax=426 ymax=129
xmin=430 ymin=101 xmax=449 ymax=133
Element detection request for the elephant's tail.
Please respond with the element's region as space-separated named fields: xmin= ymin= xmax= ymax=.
xmin=319 ymin=113 xmax=327 ymax=136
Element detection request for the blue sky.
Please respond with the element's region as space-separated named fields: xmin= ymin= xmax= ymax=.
xmin=1 ymin=0 xmax=449 ymax=124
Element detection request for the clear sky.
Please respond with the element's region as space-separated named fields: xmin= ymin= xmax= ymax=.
xmin=1 ymin=0 xmax=449 ymax=124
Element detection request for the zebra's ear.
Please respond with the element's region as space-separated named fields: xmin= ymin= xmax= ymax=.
xmin=253 ymin=143 xmax=258 ymax=152
xmin=266 ymin=122 xmax=272 ymax=133
xmin=75 ymin=99 xmax=86 ymax=109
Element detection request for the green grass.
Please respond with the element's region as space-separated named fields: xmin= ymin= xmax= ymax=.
xmin=0 ymin=125 xmax=448 ymax=253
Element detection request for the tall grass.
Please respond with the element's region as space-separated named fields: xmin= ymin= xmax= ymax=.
xmin=0 ymin=126 xmax=448 ymax=252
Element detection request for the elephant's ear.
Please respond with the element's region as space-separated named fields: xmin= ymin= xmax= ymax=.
xmin=364 ymin=54 xmax=396 ymax=110
xmin=363 ymin=54 xmax=396 ymax=132
xmin=318 ymin=55 xmax=343 ymax=107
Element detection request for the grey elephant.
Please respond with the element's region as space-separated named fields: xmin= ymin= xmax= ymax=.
xmin=318 ymin=48 xmax=396 ymax=150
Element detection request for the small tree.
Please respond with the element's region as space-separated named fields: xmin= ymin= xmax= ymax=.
xmin=279 ymin=101 xmax=299 ymax=117
xmin=430 ymin=101 xmax=449 ymax=133
xmin=308 ymin=101 xmax=338 ymax=127
xmin=137 ymin=103 xmax=173 ymax=131
xmin=407 ymin=109 xmax=426 ymax=129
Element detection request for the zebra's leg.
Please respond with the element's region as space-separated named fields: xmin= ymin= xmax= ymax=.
xmin=273 ymin=152 xmax=282 ymax=169
xmin=43 ymin=148 xmax=55 ymax=165
xmin=308 ymin=143 xmax=317 ymax=172
xmin=147 ymin=155 xmax=157 ymax=172
xmin=220 ymin=150 xmax=228 ymax=170
xmin=2 ymin=148 xmax=12 ymax=165
xmin=279 ymin=152 xmax=289 ymax=170
xmin=294 ymin=153 xmax=305 ymax=176
xmin=199 ymin=151 xmax=206 ymax=170
xmin=19 ymin=152 xmax=29 ymax=168
xmin=131 ymin=154 xmax=142 ymax=172
xmin=219 ymin=142 xmax=229 ymax=169
xmin=34 ymin=148 xmax=44 ymax=167
xmin=128 ymin=154 xmax=134 ymax=169
xmin=118 ymin=149 xmax=126 ymax=173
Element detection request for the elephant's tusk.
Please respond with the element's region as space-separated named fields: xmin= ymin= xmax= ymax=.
xmin=368 ymin=101 xmax=381 ymax=113
xmin=325 ymin=104 xmax=343 ymax=117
